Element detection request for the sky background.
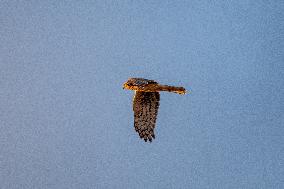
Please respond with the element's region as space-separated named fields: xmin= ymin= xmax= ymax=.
xmin=1 ymin=1 xmax=283 ymax=188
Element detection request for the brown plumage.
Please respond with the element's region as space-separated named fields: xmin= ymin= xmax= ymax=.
xmin=123 ymin=78 xmax=186 ymax=142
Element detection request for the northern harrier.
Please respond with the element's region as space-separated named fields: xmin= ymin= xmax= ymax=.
xmin=123 ymin=78 xmax=186 ymax=142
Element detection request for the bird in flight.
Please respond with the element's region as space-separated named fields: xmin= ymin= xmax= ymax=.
xmin=123 ymin=78 xmax=186 ymax=142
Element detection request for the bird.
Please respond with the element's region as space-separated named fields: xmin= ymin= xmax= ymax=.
xmin=123 ymin=78 xmax=186 ymax=142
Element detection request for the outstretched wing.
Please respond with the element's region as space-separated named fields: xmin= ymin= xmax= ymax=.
xmin=133 ymin=91 xmax=160 ymax=142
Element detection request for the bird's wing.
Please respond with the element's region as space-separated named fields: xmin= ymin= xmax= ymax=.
xmin=133 ymin=91 xmax=160 ymax=142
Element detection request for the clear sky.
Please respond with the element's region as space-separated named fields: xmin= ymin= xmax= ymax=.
xmin=1 ymin=1 xmax=283 ymax=188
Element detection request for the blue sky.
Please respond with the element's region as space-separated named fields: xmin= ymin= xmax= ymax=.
xmin=1 ymin=1 xmax=283 ymax=188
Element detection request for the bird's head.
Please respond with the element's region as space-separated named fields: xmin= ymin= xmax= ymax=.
xmin=123 ymin=78 xmax=148 ymax=91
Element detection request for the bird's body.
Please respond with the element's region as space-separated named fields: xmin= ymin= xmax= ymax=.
xmin=123 ymin=78 xmax=186 ymax=142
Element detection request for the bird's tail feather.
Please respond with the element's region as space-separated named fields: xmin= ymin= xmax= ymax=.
xmin=158 ymin=85 xmax=186 ymax=94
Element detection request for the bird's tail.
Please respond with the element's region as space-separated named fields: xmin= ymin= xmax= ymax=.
xmin=158 ymin=85 xmax=186 ymax=95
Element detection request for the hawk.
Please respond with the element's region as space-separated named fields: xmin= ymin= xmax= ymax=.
xmin=123 ymin=78 xmax=186 ymax=142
